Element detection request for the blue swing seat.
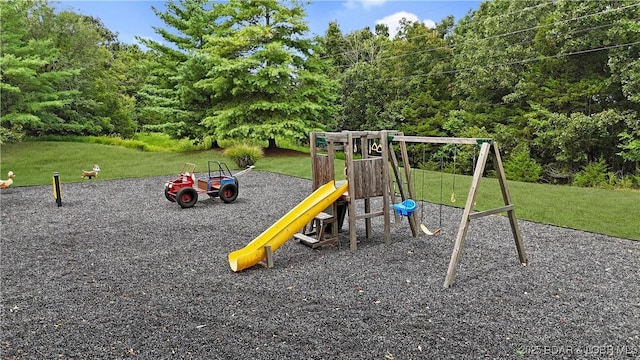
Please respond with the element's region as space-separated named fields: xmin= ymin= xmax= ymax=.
xmin=392 ymin=199 xmax=417 ymax=217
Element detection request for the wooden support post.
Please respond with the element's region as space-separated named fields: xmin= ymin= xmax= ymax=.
xmin=331 ymin=201 xmax=340 ymax=249
xmin=492 ymin=143 xmax=528 ymax=266
xmin=444 ymin=142 xmax=491 ymax=288
xmin=264 ymin=245 xmax=274 ymax=269
xmin=388 ymin=142 xmax=405 ymax=200
xmin=346 ymin=133 xmax=358 ymax=251
xmin=361 ymin=136 xmax=372 ymax=239
xmin=310 ymin=132 xmax=317 ymax=187
xmin=398 ymin=141 xmax=418 ymax=238
xmin=380 ymin=133 xmax=391 ymax=244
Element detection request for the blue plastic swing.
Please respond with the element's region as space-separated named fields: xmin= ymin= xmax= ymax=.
xmin=392 ymin=199 xmax=417 ymax=217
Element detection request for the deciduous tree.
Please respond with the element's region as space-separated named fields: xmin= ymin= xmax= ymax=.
xmin=0 ymin=0 xmax=78 ymax=140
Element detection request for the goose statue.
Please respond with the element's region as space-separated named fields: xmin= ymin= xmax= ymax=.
xmin=0 ymin=171 xmax=15 ymax=189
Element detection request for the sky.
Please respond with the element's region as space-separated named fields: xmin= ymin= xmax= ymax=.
xmin=54 ymin=0 xmax=482 ymax=46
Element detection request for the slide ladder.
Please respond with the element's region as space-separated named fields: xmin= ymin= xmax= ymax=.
xmin=294 ymin=211 xmax=338 ymax=249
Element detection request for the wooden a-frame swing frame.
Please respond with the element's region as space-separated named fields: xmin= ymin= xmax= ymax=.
xmin=390 ymin=135 xmax=528 ymax=288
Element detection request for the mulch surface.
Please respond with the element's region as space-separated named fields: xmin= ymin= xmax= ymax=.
xmin=1 ymin=171 xmax=639 ymax=359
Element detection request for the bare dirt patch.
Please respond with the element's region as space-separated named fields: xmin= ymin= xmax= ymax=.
xmin=263 ymin=147 xmax=308 ymax=157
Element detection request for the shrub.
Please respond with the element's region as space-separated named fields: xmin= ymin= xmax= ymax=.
xmin=504 ymin=147 xmax=542 ymax=183
xmin=224 ymin=143 xmax=264 ymax=168
xmin=630 ymin=173 xmax=640 ymax=188
xmin=616 ymin=176 xmax=631 ymax=188
xmin=201 ymin=136 xmax=214 ymax=150
xmin=0 ymin=125 xmax=25 ymax=144
xmin=573 ymin=159 xmax=608 ymax=187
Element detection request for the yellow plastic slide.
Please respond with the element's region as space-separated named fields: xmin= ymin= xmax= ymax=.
xmin=228 ymin=180 xmax=349 ymax=272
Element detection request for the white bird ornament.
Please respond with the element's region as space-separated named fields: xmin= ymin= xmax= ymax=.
xmin=0 ymin=171 xmax=15 ymax=189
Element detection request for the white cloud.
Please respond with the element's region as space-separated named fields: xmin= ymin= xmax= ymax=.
xmin=362 ymin=0 xmax=386 ymax=9
xmin=376 ymin=11 xmax=417 ymax=37
xmin=376 ymin=11 xmax=436 ymax=37
xmin=344 ymin=0 xmax=386 ymax=10
xmin=343 ymin=1 xmax=357 ymax=9
xmin=423 ymin=19 xmax=436 ymax=29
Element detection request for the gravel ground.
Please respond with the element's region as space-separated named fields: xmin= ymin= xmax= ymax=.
xmin=1 ymin=171 xmax=639 ymax=359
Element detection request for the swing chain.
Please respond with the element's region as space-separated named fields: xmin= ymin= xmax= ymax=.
xmin=451 ymin=146 xmax=457 ymax=203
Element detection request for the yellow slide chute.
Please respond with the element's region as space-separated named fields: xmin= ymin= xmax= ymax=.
xmin=228 ymin=180 xmax=348 ymax=272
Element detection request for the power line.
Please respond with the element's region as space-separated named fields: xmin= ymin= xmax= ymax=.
xmin=450 ymin=41 xmax=640 ymax=76
xmin=333 ymin=17 xmax=632 ymax=70
xmin=342 ymin=41 xmax=640 ymax=85
xmin=323 ymin=1 xmax=556 ymax=52
xmin=318 ymin=1 xmax=557 ymax=61
xmin=322 ymin=2 xmax=639 ymax=68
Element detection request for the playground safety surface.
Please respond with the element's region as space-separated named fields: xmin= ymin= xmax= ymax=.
xmin=2 ymin=171 xmax=639 ymax=359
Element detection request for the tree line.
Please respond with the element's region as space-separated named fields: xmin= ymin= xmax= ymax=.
xmin=1 ymin=0 xmax=639 ymax=186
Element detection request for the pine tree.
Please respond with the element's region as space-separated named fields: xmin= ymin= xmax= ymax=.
xmin=197 ymin=0 xmax=338 ymax=148
xmin=136 ymin=0 xmax=216 ymax=143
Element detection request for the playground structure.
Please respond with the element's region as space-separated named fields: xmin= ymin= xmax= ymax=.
xmin=309 ymin=131 xmax=395 ymax=251
xmin=389 ymin=134 xmax=528 ymax=287
xmin=164 ymin=161 xmax=252 ymax=208
xmin=228 ymin=130 xmax=527 ymax=287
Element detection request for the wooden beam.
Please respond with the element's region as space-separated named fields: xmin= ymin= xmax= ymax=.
xmin=380 ymin=132 xmax=392 ymax=245
xmin=388 ymin=143 xmax=406 ymax=199
xmin=391 ymin=136 xmax=490 ymax=145
xmin=444 ymin=142 xmax=491 ymax=288
xmin=492 ymin=142 xmax=528 ymax=266
xmin=361 ymin=136 xmax=372 ymax=239
xmin=468 ymin=205 xmax=515 ymax=220
xmin=264 ymin=245 xmax=274 ymax=269
xmin=399 ymin=141 xmax=418 ymax=238
xmin=354 ymin=211 xmax=385 ymax=220
xmin=310 ymin=132 xmax=317 ymax=188
xmin=346 ymin=133 xmax=358 ymax=251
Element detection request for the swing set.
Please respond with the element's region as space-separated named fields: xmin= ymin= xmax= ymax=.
xmin=389 ymin=134 xmax=528 ymax=288
xmin=309 ymin=130 xmax=526 ymax=288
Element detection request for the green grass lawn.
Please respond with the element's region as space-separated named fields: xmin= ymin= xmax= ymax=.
xmin=411 ymin=170 xmax=639 ymax=241
xmin=1 ymin=140 xmax=638 ymax=241
xmin=0 ymin=141 xmax=228 ymax=185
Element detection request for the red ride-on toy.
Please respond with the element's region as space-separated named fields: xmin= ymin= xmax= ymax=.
xmin=164 ymin=161 xmax=251 ymax=208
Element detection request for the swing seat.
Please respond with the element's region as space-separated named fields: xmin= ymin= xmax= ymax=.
xmin=393 ymin=199 xmax=417 ymax=217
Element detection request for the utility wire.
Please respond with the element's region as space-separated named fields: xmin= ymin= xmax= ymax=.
xmin=322 ymin=2 xmax=639 ymax=67
xmin=334 ymin=17 xmax=632 ymax=72
xmin=342 ymin=41 xmax=640 ymax=85
xmin=319 ymin=0 xmax=556 ymax=57
xmin=382 ymin=18 xmax=623 ymax=64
